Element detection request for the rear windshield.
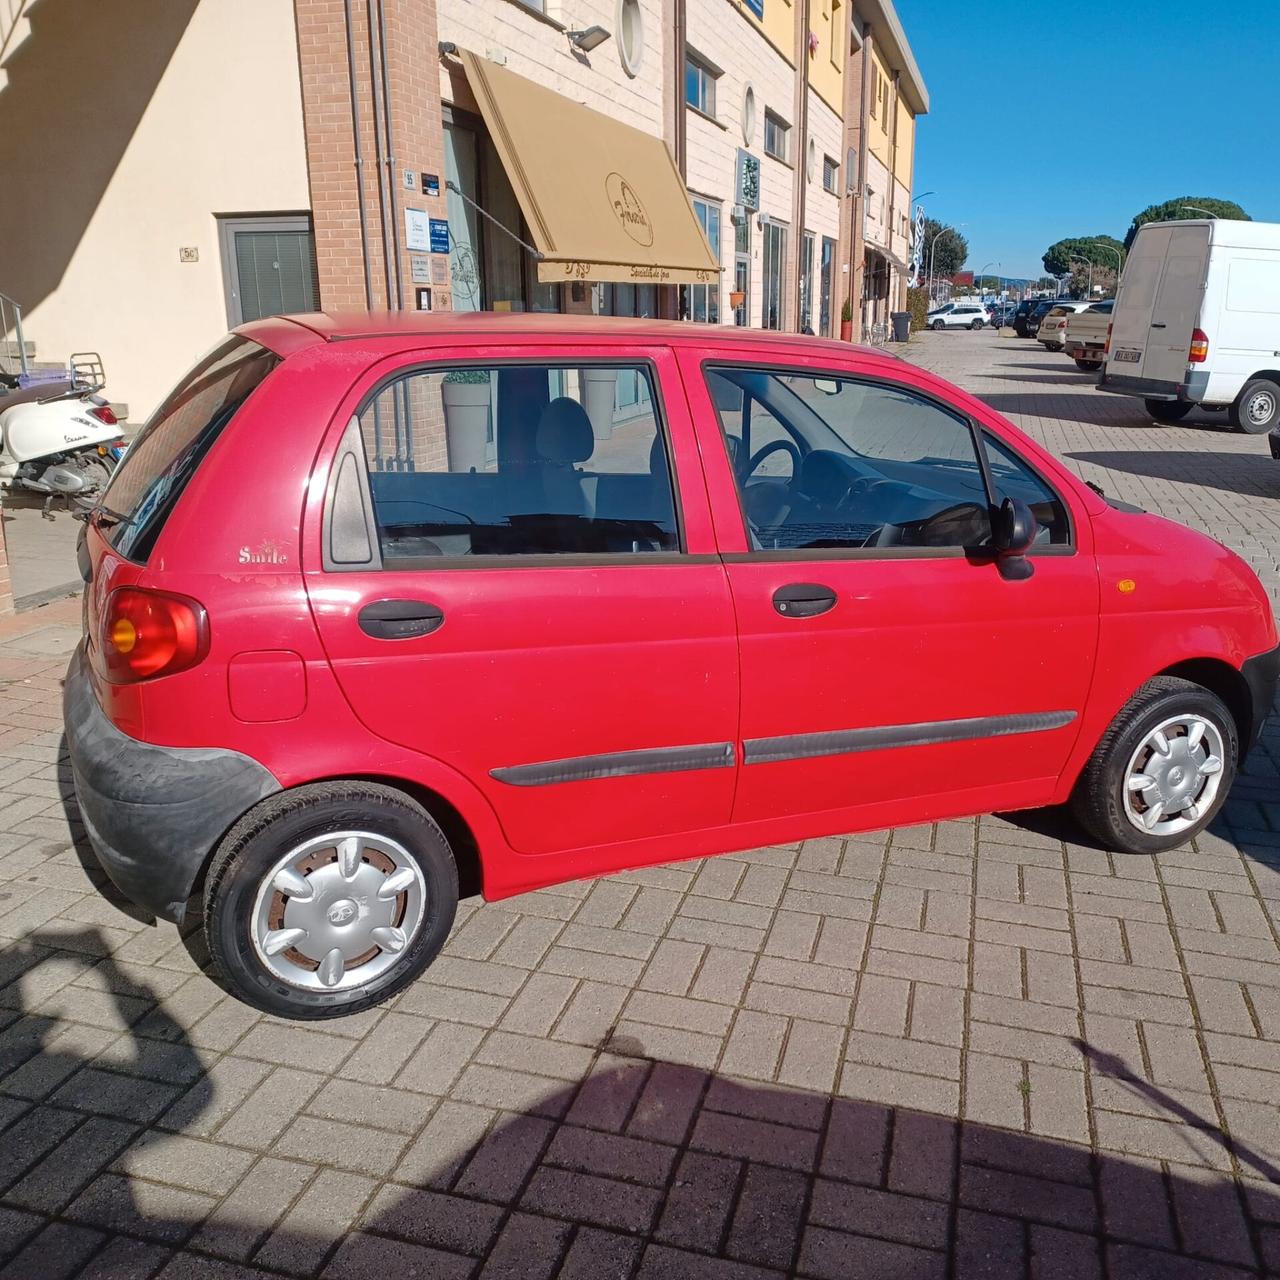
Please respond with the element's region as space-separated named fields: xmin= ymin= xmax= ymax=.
xmin=98 ymin=337 xmax=278 ymax=561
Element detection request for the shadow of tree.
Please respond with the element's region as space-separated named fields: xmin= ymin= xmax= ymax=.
xmin=1 ymin=929 xmax=1277 ymax=1277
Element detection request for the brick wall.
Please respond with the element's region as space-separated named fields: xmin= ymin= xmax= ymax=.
xmin=295 ymin=0 xmax=451 ymax=314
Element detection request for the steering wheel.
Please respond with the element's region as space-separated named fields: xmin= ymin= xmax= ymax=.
xmin=746 ymin=438 xmax=801 ymax=479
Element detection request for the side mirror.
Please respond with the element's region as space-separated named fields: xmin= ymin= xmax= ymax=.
xmin=992 ymin=497 xmax=1037 ymax=580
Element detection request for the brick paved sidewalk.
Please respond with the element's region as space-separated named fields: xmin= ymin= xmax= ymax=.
xmin=2 ymin=333 xmax=1279 ymax=1278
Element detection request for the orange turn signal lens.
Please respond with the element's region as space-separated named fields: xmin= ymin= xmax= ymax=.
xmin=109 ymin=618 xmax=138 ymax=654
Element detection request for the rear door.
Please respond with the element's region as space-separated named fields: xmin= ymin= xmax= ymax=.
xmin=304 ymin=342 xmax=739 ymax=857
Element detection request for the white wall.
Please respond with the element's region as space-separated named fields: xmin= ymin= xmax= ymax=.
xmin=4 ymin=0 xmax=310 ymax=422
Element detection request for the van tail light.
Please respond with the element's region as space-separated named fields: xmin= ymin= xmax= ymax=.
xmin=1104 ymin=322 xmax=1113 ymax=354
xmin=1189 ymin=329 xmax=1209 ymax=363
xmin=89 ymin=405 xmax=118 ymax=426
xmin=101 ymin=587 xmax=208 ymax=684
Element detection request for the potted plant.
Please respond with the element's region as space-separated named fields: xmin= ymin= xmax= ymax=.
xmin=839 ymin=296 xmax=853 ymax=342
xmin=729 ymin=290 xmax=746 ymax=309
xmin=441 ymin=369 xmax=491 ymax=472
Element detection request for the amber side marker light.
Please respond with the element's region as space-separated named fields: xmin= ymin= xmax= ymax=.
xmin=1117 ymin=578 xmax=1137 ymax=594
xmin=102 ymin=587 xmax=208 ymax=683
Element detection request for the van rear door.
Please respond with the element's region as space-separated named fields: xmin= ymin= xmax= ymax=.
xmin=1109 ymin=225 xmax=1208 ymax=386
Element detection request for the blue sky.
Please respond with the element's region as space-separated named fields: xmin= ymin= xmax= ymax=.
xmin=894 ymin=0 xmax=1280 ymax=280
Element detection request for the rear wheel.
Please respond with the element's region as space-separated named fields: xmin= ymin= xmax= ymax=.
xmin=204 ymin=782 xmax=458 ymax=1019
xmin=1145 ymin=398 xmax=1193 ymax=423
xmin=970 ymin=319 xmax=984 ymax=330
xmin=931 ymin=319 xmax=945 ymax=331
xmin=1229 ymin=379 xmax=1280 ymax=434
xmin=1074 ymin=358 xmax=1101 ymax=372
xmin=1071 ymin=677 xmax=1236 ymax=854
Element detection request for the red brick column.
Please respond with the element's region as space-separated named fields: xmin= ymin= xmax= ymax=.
xmin=295 ymin=0 xmax=451 ymax=313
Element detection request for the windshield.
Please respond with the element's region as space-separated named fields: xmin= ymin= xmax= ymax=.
xmin=98 ymin=337 xmax=278 ymax=561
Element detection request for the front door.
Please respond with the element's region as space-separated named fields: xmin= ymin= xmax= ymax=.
xmin=680 ymin=351 xmax=1099 ymax=829
xmin=305 ymin=344 xmax=738 ymax=856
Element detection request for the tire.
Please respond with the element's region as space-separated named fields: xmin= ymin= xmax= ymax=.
xmin=1070 ymin=676 xmax=1237 ymax=855
xmin=1145 ymin=398 xmax=1193 ymax=423
xmin=970 ymin=319 xmax=983 ymax=330
xmin=931 ymin=319 xmax=945 ymax=331
xmin=1074 ymin=358 xmax=1101 ymax=372
xmin=204 ymin=781 xmax=459 ymax=1019
xmin=1229 ymin=378 xmax=1280 ymax=434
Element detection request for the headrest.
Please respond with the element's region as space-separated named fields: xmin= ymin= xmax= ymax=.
xmin=536 ymin=397 xmax=594 ymax=465
xmin=798 ymin=450 xmax=852 ymax=506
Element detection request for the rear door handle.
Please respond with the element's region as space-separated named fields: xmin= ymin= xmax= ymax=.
xmin=773 ymin=583 xmax=837 ymax=618
xmin=358 ymin=599 xmax=445 ymax=639
xmin=1150 ymin=323 xmax=1166 ymax=328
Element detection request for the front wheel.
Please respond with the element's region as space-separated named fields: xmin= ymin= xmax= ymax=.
xmin=1229 ymin=379 xmax=1280 ymax=434
xmin=931 ymin=319 xmax=945 ymax=331
xmin=1071 ymin=677 xmax=1237 ymax=854
xmin=204 ymin=782 xmax=459 ymax=1019
xmin=1145 ymin=398 xmax=1193 ymax=423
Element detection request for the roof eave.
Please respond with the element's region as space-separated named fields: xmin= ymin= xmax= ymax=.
xmin=853 ymin=0 xmax=929 ymax=116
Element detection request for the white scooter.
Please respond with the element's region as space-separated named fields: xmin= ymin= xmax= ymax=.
xmin=0 ymin=353 xmax=125 ymax=518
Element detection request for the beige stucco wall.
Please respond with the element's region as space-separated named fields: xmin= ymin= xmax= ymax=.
xmin=1 ymin=0 xmax=310 ymax=423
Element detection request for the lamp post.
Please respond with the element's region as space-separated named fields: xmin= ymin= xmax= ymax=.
xmin=927 ymin=222 xmax=966 ymax=303
xmin=1088 ymin=241 xmax=1123 ymax=288
xmin=1179 ymin=205 xmax=1217 ymax=219
xmin=976 ymin=261 xmax=995 ymax=301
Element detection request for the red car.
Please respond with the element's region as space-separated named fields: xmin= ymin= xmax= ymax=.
xmin=66 ymin=314 xmax=1279 ymax=1019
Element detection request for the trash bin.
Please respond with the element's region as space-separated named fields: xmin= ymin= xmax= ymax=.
xmin=890 ymin=311 xmax=912 ymax=343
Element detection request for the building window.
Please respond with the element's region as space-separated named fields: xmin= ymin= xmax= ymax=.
xmin=741 ymin=84 xmax=757 ymax=144
xmin=218 ymin=216 xmax=320 ymax=327
xmin=617 ymin=0 xmax=644 ymax=76
xmin=687 ymin=199 xmax=721 ymax=324
xmin=512 ymin=0 xmax=546 ymax=11
xmin=762 ymin=220 xmax=787 ymax=329
xmin=763 ymin=110 xmax=790 ymax=163
xmin=685 ymin=51 xmax=717 ymax=118
xmin=822 ymin=155 xmax=839 ymax=194
xmin=869 ymin=71 xmax=877 ymax=118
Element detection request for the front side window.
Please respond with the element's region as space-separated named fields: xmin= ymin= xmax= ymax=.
xmin=704 ymin=366 xmax=1071 ymax=553
xmin=354 ymin=364 xmax=678 ymax=560
xmin=685 ymin=52 xmax=717 ymax=117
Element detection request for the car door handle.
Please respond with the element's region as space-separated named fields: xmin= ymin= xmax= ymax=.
xmin=1150 ymin=322 xmax=1166 ymax=328
xmin=358 ymin=599 xmax=445 ymax=639
xmin=773 ymin=583 xmax=837 ymax=618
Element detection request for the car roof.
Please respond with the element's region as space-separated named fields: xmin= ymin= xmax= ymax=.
xmin=240 ymin=311 xmax=897 ymax=364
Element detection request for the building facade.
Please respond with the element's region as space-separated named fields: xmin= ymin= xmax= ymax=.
xmin=0 ymin=0 xmax=926 ymax=610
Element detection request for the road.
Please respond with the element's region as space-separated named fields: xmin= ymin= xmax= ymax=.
xmin=1 ymin=328 xmax=1278 ymax=1278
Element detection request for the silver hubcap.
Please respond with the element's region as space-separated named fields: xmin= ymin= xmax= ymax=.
xmin=1246 ymin=390 xmax=1276 ymax=426
xmin=250 ymin=831 xmax=426 ymax=993
xmin=1122 ymin=714 xmax=1225 ymax=837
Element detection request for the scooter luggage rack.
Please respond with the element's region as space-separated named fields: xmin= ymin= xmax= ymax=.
xmin=69 ymin=352 xmax=105 ymax=392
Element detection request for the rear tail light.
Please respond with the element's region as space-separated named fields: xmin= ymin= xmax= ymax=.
xmin=1104 ymin=322 xmax=1113 ymax=354
xmin=89 ymin=405 xmax=118 ymax=426
xmin=101 ymin=587 xmax=208 ymax=683
xmin=1189 ymin=329 xmax=1209 ymax=363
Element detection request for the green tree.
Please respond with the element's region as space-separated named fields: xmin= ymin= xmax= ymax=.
xmin=922 ymin=218 xmax=968 ymax=277
xmin=1042 ymin=235 xmax=1125 ymax=277
xmin=1123 ymin=197 xmax=1249 ymax=249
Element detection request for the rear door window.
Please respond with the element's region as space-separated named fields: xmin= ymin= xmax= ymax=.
xmin=98 ymin=337 xmax=278 ymax=561
xmin=350 ymin=362 xmax=679 ymax=561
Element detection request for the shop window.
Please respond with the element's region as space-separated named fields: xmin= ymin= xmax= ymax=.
xmin=686 ymin=200 xmax=721 ymax=324
xmin=762 ymin=221 xmax=788 ymax=330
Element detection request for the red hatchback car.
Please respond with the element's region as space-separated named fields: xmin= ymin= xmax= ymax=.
xmin=66 ymin=314 xmax=1278 ymax=1018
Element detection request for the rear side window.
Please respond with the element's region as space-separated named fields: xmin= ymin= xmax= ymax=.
xmin=352 ymin=363 xmax=679 ymax=560
xmin=99 ymin=337 xmax=278 ymax=561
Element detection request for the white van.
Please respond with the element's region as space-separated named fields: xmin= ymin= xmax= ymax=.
xmin=1099 ymin=218 xmax=1280 ymax=432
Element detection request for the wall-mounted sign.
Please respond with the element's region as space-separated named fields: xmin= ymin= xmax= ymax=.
xmin=430 ymin=257 xmax=447 ymax=284
xmin=735 ymin=149 xmax=760 ymax=213
xmin=415 ymin=287 xmax=432 ymax=311
xmin=403 ymin=169 xmax=416 ymax=190
xmin=405 ymin=208 xmax=430 ymax=252
xmin=422 ymin=173 xmax=440 ymax=197
xmin=410 ymin=254 xmax=430 ymax=284
xmin=428 ymin=218 xmax=450 ymax=254
xmin=178 ymin=247 xmax=198 ymax=263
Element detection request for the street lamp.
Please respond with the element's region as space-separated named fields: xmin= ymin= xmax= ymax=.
xmin=1088 ymin=241 xmax=1123 ymax=286
xmin=1179 ymin=205 xmax=1217 ymax=219
xmin=976 ymin=261 xmax=995 ymax=299
xmin=927 ymin=222 xmax=966 ymax=302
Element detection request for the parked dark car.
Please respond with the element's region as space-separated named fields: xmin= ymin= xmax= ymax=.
xmin=1010 ymin=300 xmax=1038 ymax=337
xmin=1026 ymin=298 xmax=1065 ymax=338
xmin=988 ymin=302 xmax=1017 ymax=328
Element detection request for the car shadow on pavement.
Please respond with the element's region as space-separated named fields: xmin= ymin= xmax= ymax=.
xmin=1068 ymin=450 xmax=1279 ymax=499
xmin=1 ymin=930 xmax=1278 ymax=1277
xmin=979 ymin=391 xmax=1157 ymax=430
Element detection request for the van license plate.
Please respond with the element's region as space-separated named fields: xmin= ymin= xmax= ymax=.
xmin=1114 ymin=349 xmax=1141 ymax=363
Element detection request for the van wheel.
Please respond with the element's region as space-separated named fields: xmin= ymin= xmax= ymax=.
xmin=1145 ymin=399 xmax=1193 ymax=423
xmin=204 ymin=782 xmax=458 ymax=1019
xmin=1229 ymin=379 xmax=1280 ymax=434
xmin=1070 ymin=677 xmax=1236 ymax=855
xmin=1075 ymin=359 xmax=1100 ymax=372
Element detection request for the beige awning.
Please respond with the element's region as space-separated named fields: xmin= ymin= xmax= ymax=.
xmin=459 ymin=50 xmax=721 ymax=286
